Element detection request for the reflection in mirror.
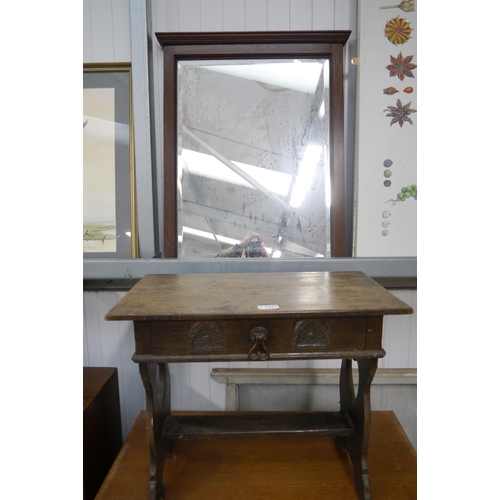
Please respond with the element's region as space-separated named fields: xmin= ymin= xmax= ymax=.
xmin=177 ymin=59 xmax=330 ymax=258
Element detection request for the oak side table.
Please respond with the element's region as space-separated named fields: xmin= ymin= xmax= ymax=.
xmin=105 ymin=271 xmax=413 ymax=500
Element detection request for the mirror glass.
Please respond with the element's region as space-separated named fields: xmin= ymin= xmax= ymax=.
xmin=177 ymin=58 xmax=330 ymax=258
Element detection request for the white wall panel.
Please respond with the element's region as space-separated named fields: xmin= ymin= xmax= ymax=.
xmin=83 ymin=0 xmax=131 ymax=62
xmin=83 ymin=292 xmax=103 ymax=365
xmin=156 ymin=0 xmax=179 ymax=31
xmin=89 ymin=0 xmax=114 ymax=60
xmin=267 ymin=0 xmax=290 ymax=30
xmin=312 ymin=0 xmax=334 ymax=29
xmin=222 ymin=0 xmax=245 ymax=30
xmin=290 ymin=0 xmax=312 ymax=30
xmin=380 ymin=289 xmax=417 ymax=369
xmin=333 ymin=0 xmax=346 ymax=29
xmin=245 ymin=0 xmax=268 ymax=30
xmin=201 ymin=0 xmax=224 ymax=31
xmin=83 ymin=0 xmax=93 ymax=60
xmin=111 ymin=0 xmax=132 ymax=61
xmin=179 ymin=0 xmax=201 ymax=31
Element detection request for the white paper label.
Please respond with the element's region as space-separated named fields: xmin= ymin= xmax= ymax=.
xmin=257 ymin=305 xmax=279 ymax=310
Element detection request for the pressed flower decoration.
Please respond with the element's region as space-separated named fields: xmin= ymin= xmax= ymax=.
xmin=383 ymin=86 xmax=412 ymax=95
xmin=384 ymin=17 xmax=413 ymax=45
xmin=386 ymin=52 xmax=417 ymax=80
xmin=380 ymin=1 xmax=415 ymax=12
xmin=384 ymin=99 xmax=416 ymax=127
xmin=387 ymin=184 xmax=417 ymax=203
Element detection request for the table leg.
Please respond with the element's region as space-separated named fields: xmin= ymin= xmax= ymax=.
xmin=139 ymin=363 xmax=172 ymax=500
xmin=337 ymin=358 xmax=378 ymax=500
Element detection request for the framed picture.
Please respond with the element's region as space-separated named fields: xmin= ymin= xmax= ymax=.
xmin=83 ymin=62 xmax=138 ymax=258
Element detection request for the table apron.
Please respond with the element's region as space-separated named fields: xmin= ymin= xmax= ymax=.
xmin=132 ymin=349 xmax=386 ymax=363
xmin=132 ymin=316 xmax=384 ymax=362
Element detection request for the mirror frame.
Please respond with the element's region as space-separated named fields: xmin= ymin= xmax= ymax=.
xmin=155 ymin=30 xmax=351 ymax=258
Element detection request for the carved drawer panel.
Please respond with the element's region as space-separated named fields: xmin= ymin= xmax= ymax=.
xmin=148 ymin=317 xmax=367 ymax=361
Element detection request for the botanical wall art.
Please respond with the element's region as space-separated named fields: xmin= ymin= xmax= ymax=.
xmin=354 ymin=0 xmax=417 ymax=256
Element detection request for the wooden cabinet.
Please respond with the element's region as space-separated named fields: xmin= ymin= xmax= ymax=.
xmin=83 ymin=367 xmax=123 ymax=500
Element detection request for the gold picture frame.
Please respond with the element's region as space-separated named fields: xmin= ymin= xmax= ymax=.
xmin=83 ymin=62 xmax=138 ymax=258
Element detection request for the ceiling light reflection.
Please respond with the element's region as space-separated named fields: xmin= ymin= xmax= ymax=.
xmin=289 ymin=145 xmax=322 ymax=208
xmin=181 ymin=149 xmax=291 ymax=197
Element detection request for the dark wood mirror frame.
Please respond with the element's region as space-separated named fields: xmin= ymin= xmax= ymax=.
xmin=155 ymin=30 xmax=351 ymax=258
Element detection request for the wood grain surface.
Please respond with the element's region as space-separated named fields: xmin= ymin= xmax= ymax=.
xmin=96 ymin=410 xmax=416 ymax=500
xmin=105 ymin=272 xmax=413 ymax=321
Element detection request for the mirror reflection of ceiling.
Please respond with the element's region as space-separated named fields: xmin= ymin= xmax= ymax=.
xmin=178 ymin=59 xmax=330 ymax=259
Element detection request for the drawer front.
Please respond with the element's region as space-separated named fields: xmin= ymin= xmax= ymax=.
xmin=149 ymin=317 xmax=367 ymax=361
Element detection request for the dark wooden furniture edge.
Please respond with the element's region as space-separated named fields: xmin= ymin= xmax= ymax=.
xmin=131 ymin=350 xmax=387 ymax=364
xmin=157 ymin=30 xmax=350 ymax=257
xmin=83 ymin=368 xmax=123 ymax=500
xmin=163 ymin=412 xmax=353 ymax=440
xmin=155 ymin=30 xmax=351 ymax=47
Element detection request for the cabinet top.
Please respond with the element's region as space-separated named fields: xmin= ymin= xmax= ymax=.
xmin=105 ymin=272 xmax=413 ymax=322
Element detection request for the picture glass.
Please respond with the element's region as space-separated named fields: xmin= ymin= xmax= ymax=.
xmin=83 ymin=67 xmax=136 ymax=258
xmin=83 ymin=86 xmax=117 ymax=252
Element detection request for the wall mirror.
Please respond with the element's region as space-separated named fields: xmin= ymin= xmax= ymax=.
xmin=156 ymin=31 xmax=350 ymax=258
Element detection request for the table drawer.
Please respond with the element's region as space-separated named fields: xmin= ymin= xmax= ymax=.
xmin=148 ymin=317 xmax=367 ymax=361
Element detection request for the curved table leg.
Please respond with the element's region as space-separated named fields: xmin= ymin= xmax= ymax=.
xmin=139 ymin=363 xmax=173 ymax=500
xmin=336 ymin=358 xmax=378 ymax=500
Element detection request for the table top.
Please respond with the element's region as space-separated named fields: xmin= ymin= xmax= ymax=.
xmin=105 ymin=272 xmax=413 ymax=322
